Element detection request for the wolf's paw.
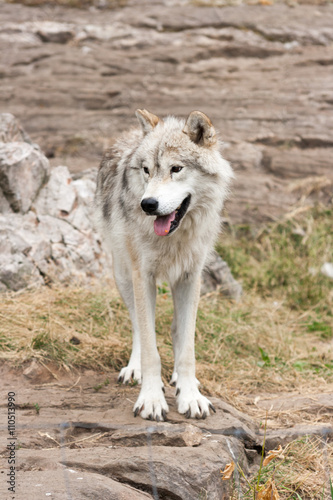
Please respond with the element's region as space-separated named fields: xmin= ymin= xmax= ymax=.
xmin=118 ymin=365 xmax=141 ymax=384
xmin=133 ymin=385 xmax=169 ymax=421
xmin=169 ymin=371 xmax=178 ymax=386
xmin=176 ymin=381 xmax=216 ymax=419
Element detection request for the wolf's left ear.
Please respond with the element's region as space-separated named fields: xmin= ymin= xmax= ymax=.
xmin=136 ymin=109 xmax=160 ymax=135
xmin=183 ymin=111 xmax=217 ymax=148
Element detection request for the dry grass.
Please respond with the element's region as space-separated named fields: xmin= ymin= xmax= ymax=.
xmin=1 ymin=281 xmax=332 ymax=406
xmin=224 ymin=435 xmax=333 ymax=499
xmin=1 ymin=206 xmax=332 ymax=418
xmin=0 ymin=284 xmax=129 ymax=370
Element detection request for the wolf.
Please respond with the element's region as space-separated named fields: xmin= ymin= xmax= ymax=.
xmin=95 ymin=109 xmax=233 ymax=421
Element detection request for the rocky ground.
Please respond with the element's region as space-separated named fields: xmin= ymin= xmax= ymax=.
xmin=1 ymin=0 xmax=332 ymax=224
xmin=1 ymin=364 xmax=332 ymax=499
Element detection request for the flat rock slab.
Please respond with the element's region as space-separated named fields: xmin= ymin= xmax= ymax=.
xmin=1 ymin=365 xmax=333 ymax=499
xmin=108 ymin=423 xmax=203 ymax=447
xmin=14 ymin=438 xmax=245 ymax=500
xmin=0 ymin=366 xmax=252 ymax=499
xmin=256 ymin=392 xmax=333 ymax=413
xmin=265 ymin=423 xmax=333 ymax=450
xmin=0 ymin=1 xmax=332 ymax=224
xmin=9 ymin=469 xmax=153 ymax=500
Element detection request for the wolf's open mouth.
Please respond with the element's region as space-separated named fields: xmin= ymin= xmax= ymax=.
xmin=154 ymin=195 xmax=191 ymax=236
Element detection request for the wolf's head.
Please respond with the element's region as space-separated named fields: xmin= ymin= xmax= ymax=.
xmin=133 ymin=109 xmax=233 ymax=237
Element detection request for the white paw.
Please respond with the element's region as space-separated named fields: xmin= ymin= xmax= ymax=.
xmin=133 ymin=384 xmax=169 ymax=421
xmin=118 ymin=365 xmax=141 ymax=384
xmin=176 ymin=379 xmax=216 ymax=419
xmin=169 ymin=371 xmax=178 ymax=386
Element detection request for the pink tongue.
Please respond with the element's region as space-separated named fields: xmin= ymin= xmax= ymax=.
xmin=154 ymin=211 xmax=176 ymax=236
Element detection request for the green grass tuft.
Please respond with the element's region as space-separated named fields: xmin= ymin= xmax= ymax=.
xmin=217 ymin=206 xmax=332 ymax=311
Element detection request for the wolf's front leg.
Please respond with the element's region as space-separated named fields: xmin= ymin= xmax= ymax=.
xmin=112 ymin=260 xmax=142 ymax=384
xmin=132 ymin=269 xmax=168 ymax=421
xmin=171 ymin=273 xmax=216 ymax=419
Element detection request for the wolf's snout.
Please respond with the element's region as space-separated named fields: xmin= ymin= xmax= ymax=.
xmin=141 ymin=197 xmax=159 ymax=214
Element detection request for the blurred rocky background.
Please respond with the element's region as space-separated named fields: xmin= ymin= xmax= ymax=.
xmin=1 ymin=0 xmax=332 ymax=223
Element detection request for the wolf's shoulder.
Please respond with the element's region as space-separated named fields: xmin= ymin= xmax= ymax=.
xmin=97 ymin=127 xmax=142 ymax=184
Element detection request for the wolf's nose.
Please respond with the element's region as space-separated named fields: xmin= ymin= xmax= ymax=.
xmin=141 ymin=197 xmax=159 ymax=214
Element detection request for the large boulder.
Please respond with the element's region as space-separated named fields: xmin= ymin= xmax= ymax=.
xmin=0 ymin=141 xmax=50 ymax=213
xmin=0 ymin=113 xmax=32 ymax=144
xmin=202 ymin=251 xmax=242 ymax=300
xmin=0 ymin=114 xmax=50 ymax=214
xmin=0 ymin=114 xmax=111 ymax=292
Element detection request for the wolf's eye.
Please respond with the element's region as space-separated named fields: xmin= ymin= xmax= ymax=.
xmin=171 ymin=166 xmax=183 ymax=174
xmin=143 ymin=167 xmax=149 ymax=175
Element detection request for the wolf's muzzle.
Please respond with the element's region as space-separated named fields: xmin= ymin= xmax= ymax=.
xmin=141 ymin=197 xmax=159 ymax=214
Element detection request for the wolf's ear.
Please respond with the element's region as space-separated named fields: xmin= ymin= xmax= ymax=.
xmin=183 ymin=111 xmax=217 ymax=147
xmin=136 ymin=109 xmax=160 ymax=135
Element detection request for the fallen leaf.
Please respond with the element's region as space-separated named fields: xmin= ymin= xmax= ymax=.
xmin=257 ymin=479 xmax=280 ymax=500
xmin=220 ymin=461 xmax=235 ymax=480
xmin=263 ymin=444 xmax=284 ymax=466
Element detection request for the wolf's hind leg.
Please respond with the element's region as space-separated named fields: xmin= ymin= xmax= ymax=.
xmin=113 ymin=262 xmax=141 ymax=384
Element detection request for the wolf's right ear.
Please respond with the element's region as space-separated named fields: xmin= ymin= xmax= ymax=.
xmin=136 ymin=109 xmax=160 ymax=135
xmin=183 ymin=111 xmax=217 ymax=148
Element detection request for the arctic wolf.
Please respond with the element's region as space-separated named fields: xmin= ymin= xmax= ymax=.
xmin=95 ymin=109 xmax=233 ymax=421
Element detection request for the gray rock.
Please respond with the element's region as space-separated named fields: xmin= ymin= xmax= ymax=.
xmin=3 ymin=212 xmax=48 ymax=251
xmin=72 ymin=168 xmax=98 ymax=184
xmin=33 ymin=21 xmax=75 ymax=44
xmin=0 ymin=226 xmax=31 ymax=256
xmin=38 ymin=214 xmax=65 ymax=244
xmin=0 ymin=188 xmax=12 ymax=213
xmin=14 ymin=470 xmax=153 ymax=500
xmin=29 ymin=240 xmax=52 ymax=264
xmin=23 ymin=359 xmax=51 ymax=382
xmin=0 ymin=141 xmax=49 ymax=213
xmin=17 ymin=435 xmax=247 ymax=500
xmin=68 ymin=204 xmax=92 ymax=232
xmin=265 ymin=424 xmax=333 ymax=450
xmin=0 ymin=252 xmax=44 ymax=291
xmin=321 ymin=263 xmax=333 ymax=280
xmin=111 ymin=423 xmax=202 ymax=447
xmin=0 ymin=113 xmax=32 ymax=144
xmin=33 ymin=166 xmax=77 ymax=218
xmin=202 ymin=251 xmax=242 ymax=300
xmin=73 ymin=177 xmax=95 ymax=204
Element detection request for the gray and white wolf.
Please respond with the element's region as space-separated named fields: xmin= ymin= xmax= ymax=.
xmin=95 ymin=109 xmax=233 ymax=421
